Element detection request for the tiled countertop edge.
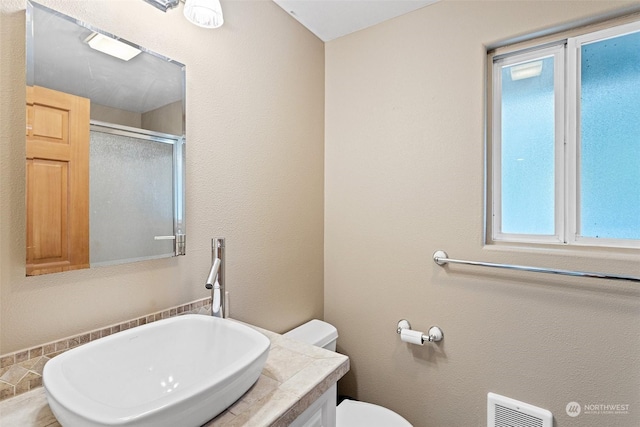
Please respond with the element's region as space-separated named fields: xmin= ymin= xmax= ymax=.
xmin=268 ymin=330 xmax=349 ymax=426
xmin=274 ymin=357 xmax=349 ymax=427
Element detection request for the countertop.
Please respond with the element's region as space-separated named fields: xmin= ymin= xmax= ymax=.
xmin=0 ymin=323 xmax=349 ymax=427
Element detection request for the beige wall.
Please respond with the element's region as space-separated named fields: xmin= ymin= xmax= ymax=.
xmin=142 ymin=101 xmax=183 ymax=135
xmin=0 ymin=0 xmax=324 ymax=353
xmin=325 ymin=1 xmax=640 ymax=427
xmin=91 ymin=103 xmax=142 ymax=129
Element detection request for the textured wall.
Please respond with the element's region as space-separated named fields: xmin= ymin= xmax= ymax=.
xmin=324 ymin=1 xmax=640 ymax=426
xmin=0 ymin=0 xmax=324 ymax=353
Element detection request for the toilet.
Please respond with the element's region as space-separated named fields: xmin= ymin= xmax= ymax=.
xmin=284 ymin=319 xmax=412 ymax=427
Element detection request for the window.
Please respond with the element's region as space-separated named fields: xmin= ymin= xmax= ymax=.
xmin=489 ymin=20 xmax=640 ymax=249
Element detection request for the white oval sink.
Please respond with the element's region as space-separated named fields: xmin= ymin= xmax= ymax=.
xmin=43 ymin=314 xmax=270 ymax=427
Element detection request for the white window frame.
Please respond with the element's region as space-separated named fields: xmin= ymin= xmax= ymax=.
xmin=489 ymin=19 xmax=640 ymax=249
xmin=491 ymin=44 xmax=565 ymax=245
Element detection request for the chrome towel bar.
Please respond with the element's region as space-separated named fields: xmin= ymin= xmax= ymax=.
xmin=433 ymin=250 xmax=640 ymax=283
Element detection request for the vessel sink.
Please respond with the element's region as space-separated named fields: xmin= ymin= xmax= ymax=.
xmin=43 ymin=314 xmax=270 ymax=427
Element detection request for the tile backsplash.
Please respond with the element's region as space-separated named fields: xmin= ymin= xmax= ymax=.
xmin=0 ymin=297 xmax=211 ymax=401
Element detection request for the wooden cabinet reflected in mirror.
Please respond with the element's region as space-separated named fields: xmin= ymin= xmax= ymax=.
xmin=26 ymin=86 xmax=90 ymax=275
xmin=26 ymin=1 xmax=186 ymax=276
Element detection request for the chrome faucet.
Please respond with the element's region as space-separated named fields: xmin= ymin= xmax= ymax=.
xmin=205 ymin=238 xmax=225 ymax=318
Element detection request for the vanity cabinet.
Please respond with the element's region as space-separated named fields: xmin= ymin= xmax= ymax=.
xmin=290 ymin=384 xmax=337 ymax=427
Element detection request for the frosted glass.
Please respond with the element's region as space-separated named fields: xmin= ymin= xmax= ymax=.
xmin=580 ymin=31 xmax=640 ymax=240
xmin=90 ymin=131 xmax=174 ymax=266
xmin=500 ymin=57 xmax=556 ymax=235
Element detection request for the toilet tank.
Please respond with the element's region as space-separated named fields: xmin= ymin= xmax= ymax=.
xmin=284 ymin=319 xmax=338 ymax=351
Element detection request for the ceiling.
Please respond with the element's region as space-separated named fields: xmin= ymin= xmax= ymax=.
xmin=30 ymin=1 xmax=439 ymax=114
xmin=272 ymin=0 xmax=439 ymax=42
xmin=30 ymin=4 xmax=183 ymax=115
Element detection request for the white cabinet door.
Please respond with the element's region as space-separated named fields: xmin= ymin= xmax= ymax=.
xmin=290 ymin=384 xmax=337 ymax=427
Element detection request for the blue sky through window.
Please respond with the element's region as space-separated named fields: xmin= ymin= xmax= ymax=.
xmin=500 ymin=56 xmax=555 ymax=235
xmin=580 ymin=30 xmax=640 ymax=240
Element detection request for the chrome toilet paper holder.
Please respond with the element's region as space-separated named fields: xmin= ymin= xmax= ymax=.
xmin=397 ymin=319 xmax=443 ymax=343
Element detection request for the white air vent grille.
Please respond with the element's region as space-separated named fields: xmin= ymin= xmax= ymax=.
xmin=488 ymin=393 xmax=553 ymax=427
xmin=495 ymin=404 xmax=543 ymax=427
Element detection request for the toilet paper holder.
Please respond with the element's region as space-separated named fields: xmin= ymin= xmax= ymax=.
xmin=397 ymin=319 xmax=443 ymax=343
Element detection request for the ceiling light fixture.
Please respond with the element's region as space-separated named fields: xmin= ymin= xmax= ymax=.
xmin=142 ymin=0 xmax=224 ymax=29
xmin=510 ymin=60 xmax=543 ymax=81
xmin=142 ymin=0 xmax=180 ymax=12
xmin=183 ymin=0 xmax=224 ymax=28
xmin=85 ymin=33 xmax=142 ymax=61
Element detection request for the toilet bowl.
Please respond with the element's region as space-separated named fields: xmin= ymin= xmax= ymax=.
xmin=284 ymin=320 xmax=412 ymax=427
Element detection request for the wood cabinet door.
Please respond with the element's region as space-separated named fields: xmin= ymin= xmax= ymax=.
xmin=26 ymin=86 xmax=90 ymax=276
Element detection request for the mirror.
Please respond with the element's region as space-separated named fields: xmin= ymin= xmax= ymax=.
xmin=26 ymin=1 xmax=186 ymax=276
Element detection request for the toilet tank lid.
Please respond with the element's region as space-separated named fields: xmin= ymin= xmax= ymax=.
xmin=284 ymin=319 xmax=338 ymax=349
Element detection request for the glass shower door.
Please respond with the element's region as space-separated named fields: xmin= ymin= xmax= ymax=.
xmin=89 ymin=125 xmax=177 ymax=267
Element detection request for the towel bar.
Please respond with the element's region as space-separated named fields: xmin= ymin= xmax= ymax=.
xmin=433 ymin=250 xmax=640 ymax=283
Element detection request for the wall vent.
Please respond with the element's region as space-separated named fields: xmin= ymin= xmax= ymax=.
xmin=488 ymin=393 xmax=553 ymax=427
